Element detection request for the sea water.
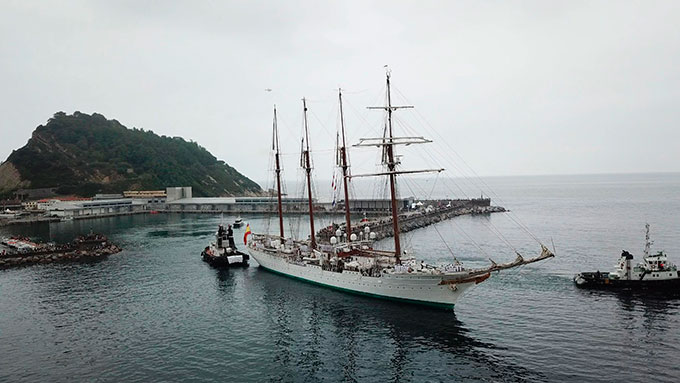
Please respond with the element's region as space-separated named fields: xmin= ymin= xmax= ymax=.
xmin=1 ymin=173 xmax=679 ymax=382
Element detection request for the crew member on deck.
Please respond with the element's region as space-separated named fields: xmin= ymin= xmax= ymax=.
xmin=217 ymin=225 xmax=225 ymax=248
xmin=227 ymin=224 xmax=236 ymax=249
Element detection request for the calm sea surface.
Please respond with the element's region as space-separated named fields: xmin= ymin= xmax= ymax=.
xmin=1 ymin=173 xmax=679 ymax=382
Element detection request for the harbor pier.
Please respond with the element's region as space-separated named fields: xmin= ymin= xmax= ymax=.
xmin=317 ymin=201 xmax=505 ymax=243
xmin=1 ymin=187 xmax=505 ymax=229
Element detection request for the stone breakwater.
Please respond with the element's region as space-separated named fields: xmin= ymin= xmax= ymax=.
xmin=318 ymin=205 xmax=506 ymax=243
xmin=0 ymin=244 xmax=121 ymax=269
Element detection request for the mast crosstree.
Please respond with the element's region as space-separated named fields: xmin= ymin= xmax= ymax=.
xmin=355 ymin=70 xmax=442 ymax=263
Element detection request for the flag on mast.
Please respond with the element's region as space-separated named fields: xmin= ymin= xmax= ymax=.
xmin=243 ymin=224 xmax=252 ymax=244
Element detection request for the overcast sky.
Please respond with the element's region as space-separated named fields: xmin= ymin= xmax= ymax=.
xmin=1 ymin=1 xmax=679 ymax=186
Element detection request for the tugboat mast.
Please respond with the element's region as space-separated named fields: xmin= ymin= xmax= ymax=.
xmin=273 ymin=106 xmax=284 ymax=240
xmin=644 ymin=223 xmax=652 ymax=257
xmin=338 ymin=89 xmax=352 ymax=238
xmin=301 ymin=98 xmax=317 ymax=249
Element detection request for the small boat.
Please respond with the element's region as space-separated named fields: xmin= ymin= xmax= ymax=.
xmin=233 ymin=217 xmax=244 ymax=228
xmin=574 ymin=224 xmax=680 ymax=290
xmin=1 ymin=236 xmax=38 ymax=252
xmin=360 ymin=212 xmax=369 ymax=224
xmin=201 ymin=223 xmax=249 ymax=267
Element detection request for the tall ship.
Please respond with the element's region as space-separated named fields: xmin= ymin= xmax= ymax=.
xmin=246 ymin=71 xmax=554 ymax=309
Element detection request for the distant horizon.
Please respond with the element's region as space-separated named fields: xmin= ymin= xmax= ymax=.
xmin=263 ymin=170 xmax=680 ymax=186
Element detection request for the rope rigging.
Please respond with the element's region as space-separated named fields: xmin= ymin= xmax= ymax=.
xmin=400 ymin=174 xmax=493 ymax=261
xmin=390 ymin=84 xmax=545 ymax=246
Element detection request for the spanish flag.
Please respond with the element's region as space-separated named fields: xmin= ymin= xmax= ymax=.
xmin=243 ymin=224 xmax=252 ymax=244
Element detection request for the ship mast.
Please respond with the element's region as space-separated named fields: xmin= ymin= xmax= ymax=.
xmin=273 ymin=106 xmax=284 ymax=240
xmin=338 ymin=89 xmax=352 ymax=237
xmin=301 ymin=98 xmax=317 ymax=249
xmin=355 ymin=69 xmax=443 ymax=264
xmin=384 ymin=73 xmax=402 ymax=261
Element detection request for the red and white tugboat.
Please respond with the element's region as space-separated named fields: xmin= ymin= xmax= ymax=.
xmin=574 ymin=224 xmax=680 ymax=290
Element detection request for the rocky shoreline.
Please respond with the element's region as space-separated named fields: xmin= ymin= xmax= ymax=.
xmin=0 ymin=235 xmax=122 ymax=269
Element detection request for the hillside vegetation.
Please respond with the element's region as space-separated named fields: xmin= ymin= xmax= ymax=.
xmin=0 ymin=112 xmax=262 ymax=197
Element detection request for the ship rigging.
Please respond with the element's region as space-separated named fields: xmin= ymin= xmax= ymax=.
xmin=246 ymin=70 xmax=554 ymax=309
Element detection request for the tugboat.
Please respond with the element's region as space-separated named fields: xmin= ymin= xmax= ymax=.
xmin=574 ymin=224 xmax=680 ymax=289
xmin=201 ymin=223 xmax=249 ymax=267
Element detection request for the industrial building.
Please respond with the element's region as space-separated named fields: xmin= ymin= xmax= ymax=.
xmin=165 ymin=196 xmax=313 ymax=213
xmin=123 ymin=190 xmax=167 ymax=203
xmin=20 ymin=185 xmax=454 ymax=220
xmin=43 ymin=199 xmax=141 ymax=218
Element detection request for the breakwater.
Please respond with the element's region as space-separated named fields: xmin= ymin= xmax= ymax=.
xmin=317 ymin=204 xmax=506 ymax=243
xmin=0 ymin=216 xmax=62 ymax=226
xmin=0 ymin=235 xmax=121 ymax=269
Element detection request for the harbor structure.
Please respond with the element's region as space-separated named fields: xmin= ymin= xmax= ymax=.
xmin=165 ymin=195 xmax=314 ymax=213
xmin=41 ymin=198 xmax=137 ymax=218
xmin=166 ymin=187 xmax=192 ymax=202
xmin=123 ymin=190 xmax=166 ymax=199
xmin=2 ymin=184 xmax=501 ymax=224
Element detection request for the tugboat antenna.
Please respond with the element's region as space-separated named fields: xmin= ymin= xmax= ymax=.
xmin=644 ymin=223 xmax=653 ymax=257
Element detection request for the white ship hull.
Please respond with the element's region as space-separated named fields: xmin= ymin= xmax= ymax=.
xmin=247 ymin=246 xmax=477 ymax=309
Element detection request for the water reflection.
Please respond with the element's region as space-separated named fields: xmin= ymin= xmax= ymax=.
xmin=583 ymin=288 xmax=680 ymax=317
xmin=579 ymin=287 xmax=680 ymax=354
xmin=256 ymin=270 xmax=541 ymax=381
xmin=365 ymin=303 xmax=539 ymax=382
xmin=615 ymin=291 xmax=680 ymax=330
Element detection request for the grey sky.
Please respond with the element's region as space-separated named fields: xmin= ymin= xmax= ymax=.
xmin=1 ymin=1 xmax=679 ymax=186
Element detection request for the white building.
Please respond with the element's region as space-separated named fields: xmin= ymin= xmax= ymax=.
xmin=43 ymin=199 xmax=139 ymax=217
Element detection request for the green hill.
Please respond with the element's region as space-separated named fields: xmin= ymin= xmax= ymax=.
xmin=0 ymin=112 xmax=262 ymax=197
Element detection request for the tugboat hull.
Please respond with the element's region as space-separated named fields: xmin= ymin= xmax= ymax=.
xmin=201 ymin=250 xmax=250 ymax=268
xmin=201 ymin=223 xmax=249 ymax=268
xmin=574 ymin=271 xmax=680 ymax=290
